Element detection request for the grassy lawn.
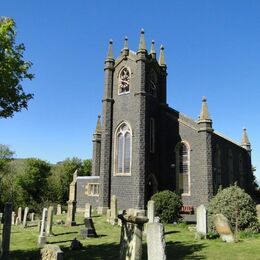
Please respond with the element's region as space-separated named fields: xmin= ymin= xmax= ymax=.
xmin=4 ymin=212 xmax=260 ymax=259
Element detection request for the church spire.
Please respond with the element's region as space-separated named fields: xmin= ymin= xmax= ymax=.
xmin=106 ymin=39 xmax=114 ymax=61
xmin=95 ymin=115 xmax=102 ymax=134
xmin=138 ymin=28 xmax=146 ymax=52
xmin=159 ymin=45 xmax=166 ymax=66
xmin=122 ymin=36 xmax=129 ymax=56
xmin=241 ymin=128 xmax=251 ymax=154
xmin=150 ymin=40 xmax=156 ymax=59
xmin=199 ymin=96 xmax=211 ymax=121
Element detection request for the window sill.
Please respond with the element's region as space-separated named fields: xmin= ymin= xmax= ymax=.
xmin=114 ymin=173 xmax=131 ymax=176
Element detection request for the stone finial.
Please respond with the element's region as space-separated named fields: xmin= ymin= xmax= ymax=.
xmin=106 ymin=39 xmax=114 ymax=60
xmin=199 ymin=96 xmax=211 ymax=121
xmin=138 ymin=28 xmax=146 ymax=51
xmin=159 ymin=45 xmax=166 ymax=66
xmin=150 ymin=40 xmax=156 ymax=58
xmin=123 ymin=36 xmax=128 ymax=50
xmin=95 ymin=115 xmax=102 ymax=134
xmin=241 ymin=128 xmax=250 ymax=145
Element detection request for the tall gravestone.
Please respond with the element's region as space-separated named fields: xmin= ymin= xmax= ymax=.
xmin=66 ymin=170 xmax=77 ymax=226
xmin=147 ymin=222 xmax=166 ymax=260
xmin=56 ymin=204 xmax=62 ymax=215
xmin=110 ymin=195 xmax=118 ymax=225
xmin=118 ymin=211 xmax=148 ymax=260
xmin=147 ymin=200 xmax=155 ymax=223
xmin=17 ymin=207 xmax=22 ymax=225
xmin=30 ymin=212 xmax=35 ymax=222
xmin=84 ymin=203 xmax=92 ymax=219
xmin=46 ymin=206 xmax=54 ymax=236
xmin=196 ymin=204 xmax=207 ymax=236
xmin=38 ymin=208 xmax=48 ymax=248
xmin=1 ymin=202 xmax=12 ymax=259
xmin=11 ymin=211 xmax=16 ymax=225
xmin=23 ymin=207 xmax=29 ymax=227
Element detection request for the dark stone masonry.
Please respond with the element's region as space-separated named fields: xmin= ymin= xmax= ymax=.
xmin=77 ymin=30 xmax=254 ymax=213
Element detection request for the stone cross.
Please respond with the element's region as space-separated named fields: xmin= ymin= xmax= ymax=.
xmin=1 ymin=202 xmax=12 ymax=259
xmin=38 ymin=208 xmax=48 ymax=248
xmin=147 ymin=200 xmax=155 ymax=223
xmin=56 ymin=204 xmax=62 ymax=215
xmin=213 ymin=213 xmax=235 ymax=243
xmin=23 ymin=207 xmax=29 ymax=227
xmin=17 ymin=207 xmax=22 ymax=225
xmin=46 ymin=206 xmax=54 ymax=236
xmin=84 ymin=203 xmax=92 ymax=219
xmin=11 ymin=211 xmax=16 ymax=225
xmin=110 ymin=195 xmax=118 ymax=225
xmin=196 ymin=204 xmax=207 ymax=236
xmin=147 ymin=222 xmax=166 ymax=260
xmin=118 ymin=211 xmax=148 ymax=260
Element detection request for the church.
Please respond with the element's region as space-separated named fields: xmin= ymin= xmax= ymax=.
xmin=76 ymin=30 xmax=254 ymax=213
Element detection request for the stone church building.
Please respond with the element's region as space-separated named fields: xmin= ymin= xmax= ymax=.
xmin=77 ymin=30 xmax=254 ymax=213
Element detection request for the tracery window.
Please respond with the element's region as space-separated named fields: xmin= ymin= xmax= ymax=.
xmin=115 ymin=122 xmax=132 ymax=175
xmin=118 ymin=67 xmax=130 ymax=94
xmin=176 ymin=142 xmax=190 ymax=195
xmin=85 ymin=183 xmax=99 ymax=196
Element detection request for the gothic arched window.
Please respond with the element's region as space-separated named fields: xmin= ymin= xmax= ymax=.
xmin=115 ymin=122 xmax=132 ymax=175
xmin=228 ymin=150 xmax=234 ymax=184
xmin=118 ymin=67 xmax=130 ymax=94
xmin=214 ymin=145 xmax=222 ymax=193
xmin=175 ymin=142 xmax=190 ymax=195
xmin=239 ymin=153 xmax=244 ymax=187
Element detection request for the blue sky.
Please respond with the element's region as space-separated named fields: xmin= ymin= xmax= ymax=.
xmin=1 ymin=1 xmax=260 ymax=182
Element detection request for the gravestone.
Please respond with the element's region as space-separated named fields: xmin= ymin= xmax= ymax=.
xmin=84 ymin=203 xmax=92 ymax=219
xmin=213 ymin=214 xmax=235 ymax=243
xmin=23 ymin=207 xmax=29 ymax=227
xmin=15 ymin=217 xmax=19 ymax=225
xmin=256 ymin=204 xmax=260 ymax=220
xmin=147 ymin=200 xmax=155 ymax=223
xmin=118 ymin=211 xmax=148 ymax=260
xmin=41 ymin=244 xmax=63 ymax=260
xmin=147 ymin=222 xmax=166 ymax=260
xmin=46 ymin=206 xmax=54 ymax=236
xmin=1 ymin=202 xmax=12 ymax=259
xmin=66 ymin=171 xmax=77 ymax=226
xmin=38 ymin=208 xmax=48 ymax=248
xmin=17 ymin=207 xmax=22 ymax=225
xmin=80 ymin=218 xmax=98 ymax=239
xmin=11 ymin=211 xmax=16 ymax=225
xmin=106 ymin=209 xmax=111 ymax=223
xmin=110 ymin=195 xmax=118 ymax=225
xmin=196 ymin=204 xmax=207 ymax=236
xmin=30 ymin=212 xmax=35 ymax=222
xmin=56 ymin=204 xmax=62 ymax=215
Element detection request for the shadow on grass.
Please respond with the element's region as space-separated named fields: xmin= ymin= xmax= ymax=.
xmin=164 ymin=230 xmax=180 ymax=235
xmin=166 ymin=241 xmax=206 ymax=259
xmin=48 ymin=239 xmax=74 ymax=244
xmin=10 ymin=249 xmax=40 ymax=260
xmin=55 ymin=231 xmax=78 ymax=236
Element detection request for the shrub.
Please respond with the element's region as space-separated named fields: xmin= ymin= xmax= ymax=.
xmin=151 ymin=190 xmax=182 ymax=223
xmin=207 ymin=184 xmax=259 ymax=232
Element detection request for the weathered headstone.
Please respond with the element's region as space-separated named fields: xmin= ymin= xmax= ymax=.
xmin=213 ymin=214 xmax=235 ymax=243
xmin=23 ymin=207 xmax=29 ymax=227
xmin=147 ymin=222 xmax=166 ymax=260
xmin=196 ymin=204 xmax=207 ymax=236
xmin=256 ymin=204 xmax=260 ymax=220
xmin=11 ymin=211 xmax=16 ymax=225
xmin=38 ymin=208 xmax=48 ymax=248
xmin=46 ymin=206 xmax=54 ymax=236
xmin=80 ymin=218 xmax=98 ymax=239
xmin=56 ymin=204 xmax=62 ymax=215
xmin=84 ymin=203 xmax=92 ymax=219
xmin=30 ymin=212 xmax=35 ymax=222
xmin=1 ymin=202 xmax=12 ymax=259
xmin=106 ymin=209 xmax=111 ymax=223
xmin=110 ymin=195 xmax=118 ymax=225
xmin=17 ymin=207 xmax=22 ymax=225
xmin=41 ymin=244 xmax=63 ymax=260
xmin=147 ymin=200 xmax=155 ymax=223
xmin=118 ymin=211 xmax=148 ymax=260
xmin=66 ymin=171 xmax=77 ymax=226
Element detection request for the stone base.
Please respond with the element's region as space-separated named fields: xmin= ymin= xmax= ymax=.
xmin=80 ymin=228 xmax=97 ymax=239
xmin=97 ymin=206 xmax=108 ymax=215
xmin=66 ymin=221 xmax=76 ymax=227
xmin=38 ymin=235 xmax=46 ymax=248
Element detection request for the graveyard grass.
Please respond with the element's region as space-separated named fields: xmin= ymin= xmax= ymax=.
xmin=5 ymin=213 xmax=260 ymax=260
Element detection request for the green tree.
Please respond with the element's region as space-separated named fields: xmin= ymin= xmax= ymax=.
xmin=82 ymin=159 xmax=92 ymax=176
xmin=17 ymin=158 xmax=51 ymax=211
xmin=0 ymin=17 xmax=34 ymax=118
